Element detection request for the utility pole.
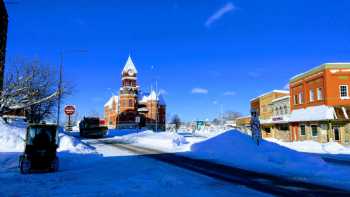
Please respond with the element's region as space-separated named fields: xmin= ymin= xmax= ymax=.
xmin=57 ymin=52 xmax=63 ymax=126
xmin=57 ymin=49 xmax=87 ymax=127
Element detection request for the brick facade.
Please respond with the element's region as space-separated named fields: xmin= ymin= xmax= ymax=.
xmin=289 ymin=63 xmax=350 ymax=144
xmin=104 ymin=56 xmax=166 ymax=131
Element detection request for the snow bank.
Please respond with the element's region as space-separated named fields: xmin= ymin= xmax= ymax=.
xmin=266 ymin=138 xmax=350 ymax=154
xmin=188 ymin=130 xmax=350 ymax=189
xmin=0 ymin=119 xmax=26 ymax=152
xmin=113 ymin=130 xmax=188 ymax=151
xmin=0 ymin=119 xmax=95 ymax=154
xmin=58 ymin=133 xmax=95 ymax=154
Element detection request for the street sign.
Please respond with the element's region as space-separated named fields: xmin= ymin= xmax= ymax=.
xmin=64 ymin=105 xmax=76 ymax=116
xmin=135 ymin=116 xmax=141 ymax=123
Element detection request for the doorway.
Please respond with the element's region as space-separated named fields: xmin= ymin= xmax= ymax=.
xmin=333 ymin=127 xmax=341 ymax=141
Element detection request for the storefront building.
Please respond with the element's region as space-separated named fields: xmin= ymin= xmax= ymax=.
xmin=250 ymin=90 xmax=289 ymax=138
xmin=289 ymin=63 xmax=350 ymax=144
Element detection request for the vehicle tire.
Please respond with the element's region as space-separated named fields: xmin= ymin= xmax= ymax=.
xmin=20 ymin=157 xmax=31 ymax=174
xmin=50 ymin=157 xmax=59 ymax=172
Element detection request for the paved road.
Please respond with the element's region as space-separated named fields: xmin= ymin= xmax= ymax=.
xmin=92 ymin=139 xmax=350 ymax=197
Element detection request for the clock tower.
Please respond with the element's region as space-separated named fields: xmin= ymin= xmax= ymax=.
xmin=118 ymin=56 xmax=139 ymax=125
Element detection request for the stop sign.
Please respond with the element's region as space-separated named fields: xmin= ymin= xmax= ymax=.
xmin=64 ymin=105 xmax=76 ymax=116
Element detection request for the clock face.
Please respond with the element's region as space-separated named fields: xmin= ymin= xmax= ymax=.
xmin=128 ymin=69 xmax=134 ymax=76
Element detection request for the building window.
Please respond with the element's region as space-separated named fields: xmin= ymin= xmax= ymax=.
xmin=294 ymin=95 xmax=298 ymax=105
xmin=309 ymin=89 xmax=314 ymax=102
xmin=340 ymin=85 xmax=349 ymax=99
xmin=129 ymin=99 xmax=133 ymax=107
xmin=317 ymin=88 xmax=323 ymax=101
xmin=311 ymin=125 xmax=318 ymax=137
xmin=284 ymin=106 xmax=288 ymax=114
xmin=298 ymin=92 xmax=304 ymax=104
xmin=300 ymin=125 xmax=306 ymax=136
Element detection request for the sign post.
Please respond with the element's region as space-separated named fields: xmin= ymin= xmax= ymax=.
xmin=64 ymin=105 xmax=76 ymax=131
xmin=135 ymin=116 xmax=141 ymax=132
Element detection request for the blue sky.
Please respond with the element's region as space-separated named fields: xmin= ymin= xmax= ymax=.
xmin=5 ymin=0 xmax=350 ymax=121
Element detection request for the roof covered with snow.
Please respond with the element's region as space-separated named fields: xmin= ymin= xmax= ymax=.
xmin=121 ymin=56 xmax=138 ymax=75
xmin=271 ymin=95 xmax=290 ymax=103
xmin=289 ymin=105 xmax=335 ymax=122
xmin=250 ymin=90 xmax=289 ymax=101
xmin=139 ymin=90 xmax=166 ymax=105
xmin=290 ymin=63 xmax=350 ymax=83
xmin=104 ymin=95 xmax=118 ymax=108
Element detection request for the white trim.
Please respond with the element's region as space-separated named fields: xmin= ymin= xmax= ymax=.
xmin=340 ymin=85 xmax=349 ymax=99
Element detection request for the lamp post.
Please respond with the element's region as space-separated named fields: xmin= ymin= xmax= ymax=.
xmin=57 ymin=49 xmax=88 ymax=127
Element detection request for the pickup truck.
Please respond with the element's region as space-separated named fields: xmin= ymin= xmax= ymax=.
xmin=79 ymin=117 xmax=108 ymax=138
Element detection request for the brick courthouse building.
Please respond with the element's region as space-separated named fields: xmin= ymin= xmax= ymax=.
xmin=104 ymin=56 xmax=166 ymax=131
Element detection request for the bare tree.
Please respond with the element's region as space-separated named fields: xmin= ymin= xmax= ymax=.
xmin=223 ymin=110 xmax=242 ymax=121
xmin=0 ymin=58 xmax=72 ymax=123
xmin=171 ymin=114 xmax=181 ymax=132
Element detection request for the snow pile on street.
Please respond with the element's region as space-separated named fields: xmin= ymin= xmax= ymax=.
xmin=188 ymin=130 xmax=350 ymax=189
xmin=192 ymin=126 xmax=227 ymax=138
xmin=113 ymin=130 xmax=188 ymax=151
xmin=58 ymin=133 xmax=95 ymax=154
xmin=0 ymin=119 xmax=95 ymax=154
xmin=0 ymin=119 xmax=27 ymax=152
xmin=266 ymin=138 xmax=350 ymax=154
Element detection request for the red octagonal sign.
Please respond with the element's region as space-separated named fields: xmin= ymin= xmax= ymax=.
xmin=64 ymin=105 xmax=76 ymax=116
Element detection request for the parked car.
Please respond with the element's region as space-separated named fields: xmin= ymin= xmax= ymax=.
xmin=79 ymin=117 xmax=108 ymax=138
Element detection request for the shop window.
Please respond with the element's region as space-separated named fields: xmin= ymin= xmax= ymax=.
xmin=279 ymin=124 xmax=289 ymax=131
xmin=311 ymin=125 xmax=318 ymax=137
xmin=264 ymin=128 xmax=271 ymax=133
xmin=294 ymin=95 xmax=298 ymax=105
xmin=317 ymin=88 xmax=323 ymax=100
xmin=309 ymin=89 xmax=314 ymax=102
xmin=340 ymin=85 xmax=349 ymax=99
xmin=298 ymin=92 xmax=304 ymax=104
xmin=300 ymin=125 xmax=306 ymax=136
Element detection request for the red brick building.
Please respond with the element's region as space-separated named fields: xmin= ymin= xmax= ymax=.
xmin=289 ymin=63 xmax=350 ymax=144
xmin=104 ymin=56 xmax=166 ymax=131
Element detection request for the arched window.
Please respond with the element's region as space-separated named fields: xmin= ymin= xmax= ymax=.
xmin=275 ymin=107 xmax=279 ymax=115
xmin=279 ymin=106 xmax=283 ymax=115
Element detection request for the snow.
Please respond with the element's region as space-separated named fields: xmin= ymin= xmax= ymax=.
xmin=289 ymin=105 xmax=335 ymax=122
xmin=121 ymin=55 xmax=138 ymax=74
xmin=266 ymin=138 xmax=350 ymax=154
xmin=0 ymin=119 xmax=97 ymax=173
xmin=250 ymin=90 xmax=289 ymax=101
xmin=109 ymin=130 xmax=189 ymax=152
xmin=139 ymin=90 xmax=166 ymax=105
xmin=271 ymin=95 xmax=290 ymax=103
xmin=0 ymin=119 xmax=27 ymax=152
xmin=0 ymin=121 xmax=265 ymax=196
xmin=104 ymin=95 xmax=118 ymax=108
xmin=186 ymin=130 xmax=350 ymax=189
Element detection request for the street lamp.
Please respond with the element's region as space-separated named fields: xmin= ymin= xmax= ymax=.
xmin=57 ymin=49 xmax=88 ymax=127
